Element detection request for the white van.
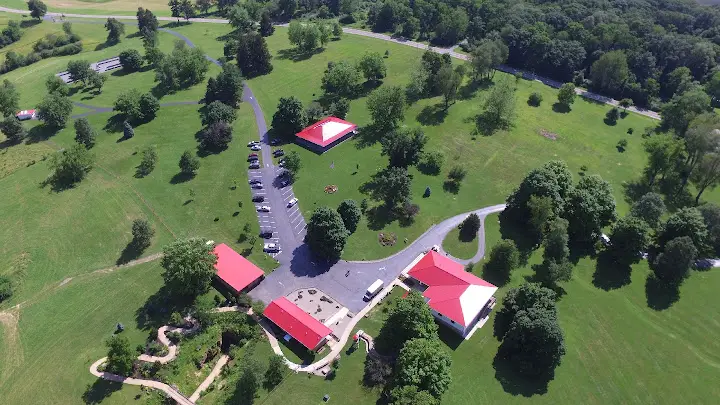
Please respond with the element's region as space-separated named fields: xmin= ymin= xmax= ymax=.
xmin=364 ymin=279 xmax=384 ymax=301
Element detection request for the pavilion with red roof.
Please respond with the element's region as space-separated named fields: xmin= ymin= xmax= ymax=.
xmin=263 ymin=297 xmax=333 ymax=351
xmin=407 ymin=250 xmax=498 ymax=338
xmin=295 ymin=116 xmax=357 ymax=153
xmin=213 ymin=243 xmax=265 ymax=295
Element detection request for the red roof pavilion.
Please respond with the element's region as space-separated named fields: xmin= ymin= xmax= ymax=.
xmin=264 ymin=297 xmax=333 ymax=350
xmin=408 ymin=251 xmax=497 ymax=327
xmin=295 ymin=116 xmax=357 ymax=148
xmin=213 ymin=243 xmax=264 ymax=294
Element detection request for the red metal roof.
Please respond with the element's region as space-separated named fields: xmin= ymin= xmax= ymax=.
xmin=407 ymin=251 xmax=497 ymax=326
xmin=295 ymin=116 xmax=357 ymax=147
xmin=264 ymin=297 xmax=333 ymax=350
xmin=213 ymin=243 xmax=264 ymax=293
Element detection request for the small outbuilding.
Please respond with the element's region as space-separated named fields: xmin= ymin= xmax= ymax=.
xmin=263 ymin=297 xmax=333 ymax=351
xmin=15 ymin=109 xmax=36 ymax=121
xmin=295 ymin=116 xmax=357 ymax=153
xmin=213 ymin=243 xmax=265 ymax=295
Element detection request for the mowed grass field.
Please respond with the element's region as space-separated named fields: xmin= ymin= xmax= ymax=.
xmin=0 ymin=0 xmax=181 ymax=16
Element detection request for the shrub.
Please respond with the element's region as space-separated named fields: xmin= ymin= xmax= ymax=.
xmin=528 ymin=92 xmax=543 ymax=106
xmin=448 ymin=166 xmax=467 ymax=181
xmin=136 ymin=146 xmax=158 ymax=177
xmin=617 ymin=139 xmax=628 ymax=151
xmin=169 ymin=311 xmax=184 ymax=327
xmin=179 ymin=150 xmax=200 ymax=176
xmin=0 ymin=276 xmax=13 ymax=302
xmin=419 ymin=151 xmax=444 ymax=175
xmin=200 ymin=122 xmax=233 ymax=152
xmin=119 ymin=49 xmax=143 ymax=72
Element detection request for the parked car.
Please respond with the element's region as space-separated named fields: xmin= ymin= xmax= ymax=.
xmin=264 ymin=243 xmax=279 ymax=253
xmin=278 ymin=161 xmax=286 ymax=167
xmin=249 ymin=163 xmax=261 ymax=169
xmin=248 ymin=156 xmax=259 ymax=162
xmin=279 ymin=179 xmax=290 ymax=187
xmin=257 ymin=205 xmax=271 ymax=212
xmin=259 ymin=230 xmax=273 ymax=238
xmin=247 ymin=141 xmax=260 ymax=147
xmin=250 ymin=145 xmax=262 ymax=151
xmin=249 ymin=179 xmax=262 ymax=184
xmin=252 ymin=195 xmax=265 ymax=202
xmin=273 ymin=149 xmax=284 ymax=157
xmin=248 ymin=153 xmax=258 ymax=157
xmin=251 ymin=183 xmax=263 ymax=189
xmin=287 ymin=197 xmax=298 ymax=208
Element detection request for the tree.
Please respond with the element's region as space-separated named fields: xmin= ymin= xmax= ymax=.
xmin=123 ymin=121 xmax=134 ymax=139
xmin=283 ymin=151 xmax=301 ymax=180
xmin=363 ymin=357 xmax=393 ymax=387
xmin=470 ymin=39 xmax=508 ymax=81
xmin=319 ymin=23 xmax=332 ymax=48
xmin=27 ymin=0 xmax=47 ymax=20
xmin=105 ymin=335 xmax=134 ymax=376
xmin=369 ymin=166 xmax=412 ymax=209
xmin=652 ymin=236 xmax=697 ymax=284
xmin=200 ymin=121 xmax=233 ymax=151
xmin=46 ymin=75 xmax=69 ymax=97
xmin=328 ymin=98 xmax=349 ymax=119
xmin=180 ymin=0 xmax=195 ymax=20
xmin=73 ymin=118 xmax=96 ymax=148
xmin=288 ymin=21 xmax=320 ymax=53
xmin=264 ymin=354 xmax=285 ymax=388
xmin=691 ymin=152 xmax=720 ymax=204
xmin=533 ymin=217 xmax=573 ymax=287
xmin=104 ymin=18 xmax=125 ymax=44
xmin=321 ymin=60 xmax=361 ymax=98
xmin=169 ymin=0 xmax=182 ymax=20
xmin=557 ymin=83 xmax=576 ymax=107
xmin=37 ymin=93 xmax=73 ymax=129
xmin=137 ymin=7 xmax=159 ymax=39
xmin=155 ymin=42 xmax=210 ymax=91
xmin=88 ymin=71 xmax=107 ymax=93
xmin=665 ymin=67 xmax=693 ymax=98
xmin=380 ymin=127 xmax=426 ymax=168
xmin=235 ymin=32 xmax=273 ymax=78
xmin=305 ymin=102 xmax=324 ymax=123
xmin=119 ymin=49 xmax=143 ymax=72
xmin=201 ymin=100 xmax=237 ymax=126
xmin=196 ymin=0 xmax=212 ymax=14
xmin=114 ymin=89 xmax=142 ymax=122
xmin=395 ymin=338 xmax=452 ymax=399
xmin=332 ymin=21 xmax=343 ymax=38
xmin=609 ymin=216 xmax=650 ymax=263
xmin=706 ymin=71 xmax=720 ymax=105
xmin=459 ymin=213 xmax=481 ymax=240
xmin=0 ymin=80 xmax=19 ymax=118
xmin=642 ymin=134 xmax=684 ymax=187
xmin=161 ymin=238 xmax=217 ymax=297
xmin=434 ymin=6 xmax=468 ymax=45
xmin=494 ymin=282 xmax=557 ymax=338
xmin=367 ymin=85 xmax=406 ymax=128
xmin=657 ymin=208 xmax=708 ymax=253
xmin=0 ymin=276 xmax=13 ymax=303
xmin=259 ymin=11 xmax=274 ymax=37
xmin=590 ymin=50 xmax=629 ymax=95
xmin=137 ymin=146 xmax=158 ymax=177
xmin=619 ymin=98 xmax=634 ymax=111
xmin=131 ymin=218 xmax=154 ymax=251
xmin=234 ymin=358 xmax=262 ymax=403
xmin=376 ymin=290 xmax=438 ymax=353
xmin=67 ymin=60 xmax=92 ymax=85
xmin=420 ymin=151 xmax=444 ymax=175
xmin=437 ymin=64 xmax=463 ymax=109
xmin=358 ymin=52 xmax=386 ymax=83
xmin=271 ymin=97 xmax=306 ymax=138
xmin=630 ymin=192 xmax=666 ymax=229
xmin=661 ymin=85 xmax=712 ymax=135
xmin=564 ymin=174 xmax=617 ymax=243
xmin=179 ymin=150 xmax=200 ymax=176
xmin=305 ymin=206 xmax=349 ymax=261
xmin=388 ymin=385 xmax=438 ymax=405
xmin=483 ymin=239 xmax=519 ymax=284
xmin=482 ymin=77 xmax=516 ymax=132
xmin=0 ymin=116 xmax=26 ymax=143
xmin=527 ymin=195 xmax=554 ymax=236
xmin=337 ymin=199 xmax=361 ymax=233
xmin=504 ymin=161 xmax=573 ymax=229
xmin=48 ymin=144 xmax=94 ymax=188
xmin=229 ymin=5 xmax=254 ymax=33
xmin=700 ymin=204 xmax=720 ymax=256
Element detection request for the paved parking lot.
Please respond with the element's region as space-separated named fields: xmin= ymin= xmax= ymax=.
xmin=274 ymin=166 xmax=306 ymax=240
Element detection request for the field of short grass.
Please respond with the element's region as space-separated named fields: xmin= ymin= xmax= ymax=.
xmin=442 ymin=226 xmax=478 ymax=260
xmin=0 ymin=0 xmax=182 ymax=16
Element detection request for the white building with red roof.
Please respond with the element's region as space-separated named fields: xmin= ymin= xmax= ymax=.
xmin=295 ymin=116 xmax=357 ymax=153
xmin=406 ymin=250 xmax=498 ymax=338
xmin=213 ymin=243 xmax=265 ymax=295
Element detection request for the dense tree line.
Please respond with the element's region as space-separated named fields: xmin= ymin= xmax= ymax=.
xmin=1 ymin=23 xmax=82 ymax=74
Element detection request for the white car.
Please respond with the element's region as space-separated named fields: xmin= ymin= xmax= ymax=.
xmin=264 ymin=243 xmax=279 ymax=253
xmin=250 ymin=145 xmax=262 ymax=151
xmin=257 ymin=205 xmax=271 ymax=212
xmin=287 ymin=197 xmax=298 ymax=208
xmin=247 ymin=141 xmax=260 ymax=146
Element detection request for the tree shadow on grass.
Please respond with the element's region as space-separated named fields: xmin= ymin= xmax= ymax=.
xmin=276 ymin=47 xmax=323 ymax=62
xmin=459 ymin=79 xmax=492 ymax=100
xmin=416 ymin=103 xmax=448 ymax=126
xmin=364 ymin=205 xmax=395 ymax=231
xmin=498 ymin=213 xmax=538 ymax=266
xmin=355 ymin=123 xmax=387 ymax=149
xmin=645 ymin=274 xmax=681 ymax=311
xmin=592 ymin=250 xmax=632 ymax=291
xmin=442 ymin=180 xmax=460 ymax=194
xmin=104 ymin=114 xmax=127 ymax=134
xmin=482 ymin=262 xmax=511 ymax=287
xmin=622 ymin=178 xmax=652 ymax=205
xmin=170 ymin=172 xmax=195 ymax=184
xmin=492 ymin=352 xmax=553 ymax=397
xmin=551 ymin=103 xmax=570 ymax=113
xmin=81 ymin=379 xmax=123 ymax=404
xmin=25 ymin=124 xmax=59 ymax=144
xmin=135 ymin=285 xmax=194 ymax=331
xmin=116 ymin=241 xmax=145 ymax=265
xmin=474 ymin=112 xmax=508 ymax=136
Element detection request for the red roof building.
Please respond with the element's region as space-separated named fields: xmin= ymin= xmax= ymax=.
xmin=295 ymin=116 xmax=357 ymax=153
xmin=264 ymin=297 xmax=333 ymax=350
xmin=213 ymin=243 xmax=265 ymax=295
xmin=407 ymin=251 xmax=498 ymax=337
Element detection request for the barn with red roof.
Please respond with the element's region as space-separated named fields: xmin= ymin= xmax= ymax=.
xmin=295 ymin=116 xmax=357 ymax=153
xmin=407 ymin=250 xmax=498 ymax=338
xmin=263 ymin=297 xmax=333 ymax=351
xmin=213 ymin=243 xmax=265 ymax=295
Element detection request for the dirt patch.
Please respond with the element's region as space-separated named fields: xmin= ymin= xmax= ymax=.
xmin=0 ymin=309 xmax=23 ymax=385
xmin=539 ymin=129 xmax=559 ymax=141
xmin=92 ymin=252 xmax=163 ymax=274
xmin=58 ymin=277 xmax=73 ymax=287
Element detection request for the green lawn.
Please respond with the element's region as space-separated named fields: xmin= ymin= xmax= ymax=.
xmin=442 ymin=226 xmax=478 ymax=260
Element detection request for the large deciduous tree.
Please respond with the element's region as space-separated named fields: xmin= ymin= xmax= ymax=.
xmin=395 ymin=338 xmax=452 ymax=399
xmin=0 ymin=116 xmax=26 ymax=144
xmin=368 ymin=166 xmax=412 ymax=209
xmin=155 ymin=41 xmax=210 ymax=91
xmin=105 ymin=335 xmax=135 ymax=375
xmin=161 ymin=238 xmax=217 ymax=298
xmin=630 ymin=192 xmax=666 ymax=229
xmin=376 ymin=290 xmax=438 ymax=354
xmin=470 ymin=39 xmax=508 ymax=81
xmin=380 ymin=127 xmax=427 ymax=168
xmin=534 ymin=217 xmax=573 ymax=287
xmin=304 ymin=206 xmax=349 ymax=262
xmin=179 ymin=150 xmax=200 ymax=176
xmin=357 ymin=52 xmax=387 ymax=83
xmin=652 ymin=236 xmax=697 ymax=285
xmin=367 ymin=85 xmax=406 ymax=129
xmin=437 ymin=64 xmax=464 ymax=109
xmin=337 ymin=199 xmax=361 ymax=233
xmin=283 ymin=151 xmax=301 ymax=180
xmin=236 ymin=32 xmax=273 ymax=78
xmin=272 ymin=96 xmax=307 ymax=138
xmin=104 ymin=18 xmax=125 ymax=44
xmin=201 ymin=100 xmax=237 ymax=126
xmin=481 ymin=76 xmax=516 ymax=132
xmin=27 ymin=0 xmax=47 ymax=20
xmin=556 ymin=83 xmax=576 ymax=107
xmin=131 ymin=218 xmax=155 ymax=252
xmin=0 ymin=80 xmax=19 ymax=118
xmin=136 ymin=8 xmax=159 ymax=39
xmin=657 ymin=207 xmax=708 ymax=253
xmin=483 ymin=239 xmax=519 ymax=285
xmin=660 ymin=85 xmax=712 ymax=135
xmin=38 ymin=93 xmax=73 ymax=129
xmin=590 ymin=50 xmax=629 ymax=96
xmin=67 ymin=60 xmax=92 ymax=85
xmin=388 ymin=385 xmax=438 ymax=405
xmin=200 ymin=121 xmax=233 ymax=151
xmin=609 ymin=215 xmax=650 ymax=263
xmin=321 ymin=60 xmax=361 ymax=98
xmin=48 ymin=144 xmax=94 ymax=188
xmin=119 ymin=49 xmax=143 ymax=72
xmin=564 ymin=174 xmax=616 ymax=243
xmin=73 ymin=118 xmax=96 ymax=148
xmin=205 ymin=63 xmax=244 ymax=107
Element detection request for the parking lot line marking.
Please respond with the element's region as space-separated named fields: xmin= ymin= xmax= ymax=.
xmin=281 ymin=189 xmax=292 ymax=196
xmin=294 ymin=221 xmax=305 ymax=229
xmin=287 ymin=206 xmax=299 ymax=216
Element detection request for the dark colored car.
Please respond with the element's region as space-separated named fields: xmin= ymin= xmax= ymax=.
xmin=259 ymin=230 xmax=273 ymax=238
xmin=249 ymin=179 xmax=262 ymax=184
xmin=248 ymin=157 xmax=259 ymax=162
xmin=273 ymin=149 xmax=284 ymax=157
xmin=252 ymin=195 xmax=265 ymax=202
